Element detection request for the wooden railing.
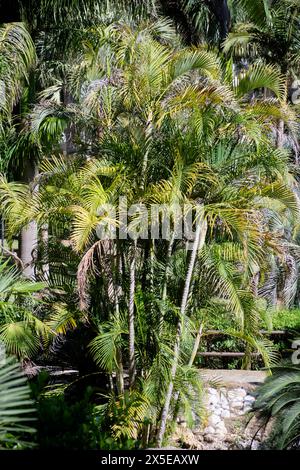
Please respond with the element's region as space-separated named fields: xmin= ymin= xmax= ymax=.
xmin=197 ymin=329 xmax=290 ymax=361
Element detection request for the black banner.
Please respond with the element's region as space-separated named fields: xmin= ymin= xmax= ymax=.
xmin=0 ymin=450 xmax=293 ymax=468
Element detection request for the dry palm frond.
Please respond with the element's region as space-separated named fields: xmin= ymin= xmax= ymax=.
xmin=77 ymin=239 xmax=113 ymax=311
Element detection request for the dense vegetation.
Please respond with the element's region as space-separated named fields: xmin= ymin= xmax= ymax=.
xmin=1 ymin=0 xmax=300 ymax=450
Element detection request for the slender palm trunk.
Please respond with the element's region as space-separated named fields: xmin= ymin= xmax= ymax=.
xmin=40 ymin=223 xmax=49 ymax=278
xmin=116 ymin=348 xmax=124 ymax=395
xmin=276 ymin=119 xmax=284 ymax=148
xmin=156 ymin=217 xmax=207 ymax=447
xmin=172 ymin=322 xmax=204 ymax=421
xmin=141 ymin=114 xmax=153 ymax=189
xmin=20 ymin=161 xmax=38 ymax=279
xmin=159 ymin=232 xmax=175 ymax=334
xmin=243 ymin=345 xmax=252 ymax=370
xmin=115 ymin=246 xmax=124 ymax=395
xmin=129 ymin=241 xmax=137 ymax=388
xmin=21 ymin=221 xmax=38 ymax=278
xmin=156 ymin=318 xmax=181 ymax=447
xmin=115 ymin=284 xmax=124 ymax=395
xmin=272 ymin=117 xmax=285 ymax=307
xmin=250 ymin=267 xmax=260 ymax=297
xmin=148 ymin=239 xmax=156 ymax=334
xmin=188 ymin=322 xmax=204 ymax=367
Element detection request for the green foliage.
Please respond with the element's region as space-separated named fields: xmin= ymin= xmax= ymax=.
xmin=253 ymin=362 xmax=300 ymax=449
xmin=30 ymin=373 xmax=139 ymax=450
xmin=0 ymin=23 xmax=36 ymax=130
xmin=206 ymin=307 xmax=300 ymax=332
xmin=0 ymin=259 xmax=49 ymax=358
xmin=34 ymin=390 xmax=100 ymax=450
xmin=2 ymin=0 xmax=300 ymax=451
xmin=95 ymin=389 xmax=151 ymax=446
xmin=270 ymin=309 xmax=300 ymax=331
xmin=0 ymin=356 xmax=36 ymax=449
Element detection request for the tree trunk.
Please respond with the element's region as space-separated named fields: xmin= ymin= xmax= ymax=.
xmin=129 ymin=241 xmax=137 ymax=388
xmin=188 ymin=323 xmax=204 ymax=367
xmin=172 ymin=322 xmax=204 ymax=422
xmin=40 ymin=223 xmax=49 ymax=279
xmin=156 ymin=216 xmax=207 ymax=447
xmin=159 ymin=233 xmax=175 ymax=334
xmin=141 ymin=113 xmax=153 ymax=189
xmin=19 ymin=160 xmax=38 ymax=279
xmin=148 ymin=239 xmax=156 ymax=344
xmin=242 ymin=345 xmax=252 ymax=370
xmin=250 ymin=266 xmax=260 ymax=297
xmin=276 ymin=119 xmax=284 ymax=148
xmin=20 ymin=221 xmax=38 ymax=278
xmin=62 ymin=88 xmax=75 ymax=155
xmin=115 ymin=246 xmax=124 ymax=395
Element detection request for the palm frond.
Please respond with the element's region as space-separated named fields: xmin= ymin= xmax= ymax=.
xmin=0 ymin=356 xmax=36 ymax=448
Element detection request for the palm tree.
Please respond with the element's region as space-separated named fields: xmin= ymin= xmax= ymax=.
xmin=3 ymin=15 xmax=297 ymax=444
xmin=184 ymin=0 xmax=231 ymax=44
xmin=4 ymin=134 xmax=295 ymax=446
xmin=0 ymin=22 xmax=36 ymax=277
xmin=156 ymin=211 xmax=207 ymax=446
xmin=1 ymin=8 xmax=299 ymax=449
xmin=0 ymin=258 xmax=49 ymax=358
xmin=223 ymin=1 xmax=300 ymax=311
xmin=224 ymin=0 xmax=300 ymax=75
xmin=154 ymin=139 xmax=298 ymax=444
xmin=224 ymin=0 xmax=300 ymax=148
xmin=0 ymin=22 xmax=35 ymax=129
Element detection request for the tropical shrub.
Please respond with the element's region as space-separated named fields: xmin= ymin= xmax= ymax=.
xmin=0 ymin=356 xmax=36 ymax=449
xmin=30 ymin=374 xmax=138 ymax=450
xmin=34 ymin=392 xmax=100 ymax=450
xmin=253 ymin=362 xmax=300 ymax=449
xmin=271 ymin=309 xmax=300 ymax=331
xmin=0 ymin=259 xmax=48 ymax=358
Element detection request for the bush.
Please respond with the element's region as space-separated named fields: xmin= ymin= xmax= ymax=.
xmin=270 ymin=308 xmax=300 ymax=331
xmin=35 ymin=392 xmax=100 ymax=450
xmin=253 ymin=362 xmax=300 ymax=449
xmin=30 ymin=373 xmax=138 ymax=450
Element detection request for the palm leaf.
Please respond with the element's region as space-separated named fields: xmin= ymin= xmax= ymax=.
xmin=0 ymin=356 xmax=36 ymax=448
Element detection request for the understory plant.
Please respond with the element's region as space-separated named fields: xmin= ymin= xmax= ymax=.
xmin=253 ymin=361 xmax=300 ymax=449
xmin=0 ymin=356 xmax=36 ymax=449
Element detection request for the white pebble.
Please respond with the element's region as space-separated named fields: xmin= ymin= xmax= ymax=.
xmin=245 ymin=395 xmax=255 ymax=403
xmin=208 ymin=414 xmax=221 ymax=426
xmin=221 ymin=409 xmax=231 ymax=418
xmin=203 ymin=426 xmax=215 ymax=435
xmin=230 ymin=401 xmax=244 ymax=409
